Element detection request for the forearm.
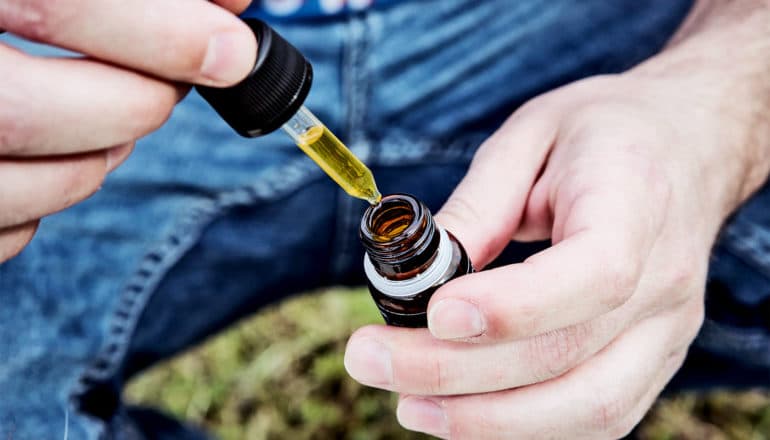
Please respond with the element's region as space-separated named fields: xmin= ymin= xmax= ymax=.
xmin=668 ymin=0 xmax=770 ymax=48
xmin=633 ymin=0 xmax=770 ymax=210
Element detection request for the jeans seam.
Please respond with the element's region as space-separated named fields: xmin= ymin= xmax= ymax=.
xmin=71 ymin=156 xmax=325 ymax=438
xmin=370 ymin=132 xmax=486 ymax=166
xmin=330 ymin=11 xmax=372 ymax=280
xmin=343 ymin=12 xmax=370 ymax=144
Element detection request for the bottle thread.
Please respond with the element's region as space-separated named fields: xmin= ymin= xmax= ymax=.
xmin=360 ymin=194 xmax=473 ymax=327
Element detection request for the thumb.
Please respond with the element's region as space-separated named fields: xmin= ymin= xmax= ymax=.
xmin=435 ymin=106 xmax=556 ymax=269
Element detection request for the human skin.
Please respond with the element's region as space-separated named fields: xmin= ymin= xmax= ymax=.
xmin=344 ymin=1 xmax=770 ymax=438
xmin=0 ymin=0 xmax=256 ymax=262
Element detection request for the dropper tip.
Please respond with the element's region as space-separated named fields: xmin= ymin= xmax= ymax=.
xmin=368 ymin=193 xmax=382 ymax=206
xmin=365 ymin=189 xmax=383 ymax=206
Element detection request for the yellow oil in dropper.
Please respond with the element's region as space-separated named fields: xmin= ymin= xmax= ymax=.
xmin=282 ymin=106 xmax=381 ymax=205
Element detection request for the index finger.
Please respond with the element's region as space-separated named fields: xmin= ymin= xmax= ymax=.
xmin=0 ymin=0 xmax=256 ymax=86
xmin=428 ymin=169 xmax=666 ymax=341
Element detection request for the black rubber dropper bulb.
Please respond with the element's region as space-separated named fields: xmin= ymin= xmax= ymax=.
xmin=195 ymin=19 xmax=381 ymax=204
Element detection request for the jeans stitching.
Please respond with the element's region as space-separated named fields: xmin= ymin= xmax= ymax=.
xmin=331 ymin=12 xmax=372 ymax=280
xmin=345 ymin=13 xmax=370 ymax=144
xmin=372 ymin=132 xmax=485 ymax=166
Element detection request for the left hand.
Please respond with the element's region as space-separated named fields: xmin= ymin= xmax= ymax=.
xmin=343 ymin=28 xmax=770 ymax=438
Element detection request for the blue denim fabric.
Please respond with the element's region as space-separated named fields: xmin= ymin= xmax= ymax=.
xmin=8 ymin=0 xmax=764 ymax=438
xmin=247 ymin=0 xmax=401 ymax=19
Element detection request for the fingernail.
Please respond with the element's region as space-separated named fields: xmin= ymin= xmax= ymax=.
xmin=201 ymin=31 xmax=254 ymax=85
xmin=428 ymin=299 xmax=485 ymax=339
xmin=105 ymin=150 xmax=114 ymax=172
xmin=106 ymin=144 xmax=133 ymax=172
xmin=344 ymin=337 xmax=393 ymax=387
xmin=397 ymin=397 xmax=449 ymax=437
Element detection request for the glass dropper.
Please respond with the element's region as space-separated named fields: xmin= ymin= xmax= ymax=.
xmin=196 ymin=18 xmax=381 ymax=205
xmin=281 ymin=106 xmax=381 ymax=205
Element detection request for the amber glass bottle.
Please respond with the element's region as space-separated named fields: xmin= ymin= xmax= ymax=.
xmin=359 ymin=194 xmax=473 ymax=327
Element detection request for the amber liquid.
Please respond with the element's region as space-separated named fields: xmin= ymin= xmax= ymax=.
xmin=360 ymin=194 xmax=474 ymax=327
xmin=296 ymin=126 xmax=382 ymax=205
xmin=369 ymin=202 xmax=413 ymax=242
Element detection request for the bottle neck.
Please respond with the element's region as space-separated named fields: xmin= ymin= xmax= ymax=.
xmin=359 ymin=194 xmax=441 ymax=281
xmin=364 ymin=226 xmax=457 ymax=298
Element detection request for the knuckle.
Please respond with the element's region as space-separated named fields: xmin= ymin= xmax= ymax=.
xmin=0 ymin=50 xmax=41 ymax=155
xmin=588 ymin=391 xmax=629 ymax=434
xmin=0 ymin=113 xmax=32 ymax=155
xmin=434 ymin=358 xmax=452 ymax=395
xmin=668 ymin=263 xmax=699 ymax=298
xmin=497 ymin=295 xmax=542 ymax=338
xmin=414 ymin=357 xmax=448 ymax=395
xmin=0 ymin=69 xmax=32 ymax=154
xmin=528 ymin=323 xmax=591 ymax=381
xmin=601 ymin=259 xmax=639 ymax=309
xmin=666 ymin=248 xmax=704 ymax=294
xmin=447 ymin=407 xmax=504 ymax=440
xmin=3 ymin=0 xmax=71 ymax=42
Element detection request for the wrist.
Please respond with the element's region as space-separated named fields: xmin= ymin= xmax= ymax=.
xmin=631 ymin=1 xmax=770 ymax=214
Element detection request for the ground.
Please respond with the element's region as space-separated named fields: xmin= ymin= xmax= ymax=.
xmin=126 ymin=288 xmax=770 ymax=440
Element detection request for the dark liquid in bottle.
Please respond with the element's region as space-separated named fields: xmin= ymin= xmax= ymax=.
xmin=360 ymin=194 xmax=473 ymax=327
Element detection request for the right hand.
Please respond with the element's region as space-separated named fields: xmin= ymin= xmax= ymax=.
xmin=0 ymin=0 xmax=257 ymax=262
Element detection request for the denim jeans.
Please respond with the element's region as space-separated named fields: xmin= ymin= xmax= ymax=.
xmin=5 ymin=0 xmax=770 ymax=438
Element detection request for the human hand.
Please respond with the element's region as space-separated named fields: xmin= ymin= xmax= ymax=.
xmin=344 ymin=21 xmax=770 ymax=439
xmin=0 ymin=0 xmax=256 ymax=262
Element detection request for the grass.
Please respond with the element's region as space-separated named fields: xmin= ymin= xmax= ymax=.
xmin=126 ymin=288 xmax=770 ymax=440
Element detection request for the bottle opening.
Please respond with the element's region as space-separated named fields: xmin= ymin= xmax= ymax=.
xmin=359 ymin=194 xmax=439 ymax=279
xmin=361 ymin=194 xmax=425 ymax=248
xmin=367 ymin=198 xmax=415 ymax=242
